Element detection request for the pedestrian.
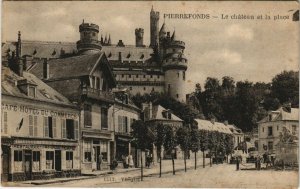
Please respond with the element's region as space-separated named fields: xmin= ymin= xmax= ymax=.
xmin=125 ymin=155 xmax=129 ymax=168
xmin=128 ymin=154 xmax=134 ymax=168
xmin=236 ymin=156 xmax=240 ymax=171
xmin=98 ymin=154 xmax=103 ymax=170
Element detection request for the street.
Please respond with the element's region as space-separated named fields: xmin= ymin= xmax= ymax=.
xmin=3 ymin=159 xmax=298 ymax=188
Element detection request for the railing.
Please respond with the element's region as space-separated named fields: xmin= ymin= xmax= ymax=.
xmin=82 ymin=87 xmax=114 ymax=102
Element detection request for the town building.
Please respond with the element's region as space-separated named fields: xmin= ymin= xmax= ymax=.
xmin=225 ymin=122 xmax=244 ymax=148
xmin=1 ymin=34 xmax=81 ymax=181
xmin=28 ymin=22 xmax=117 ymax=172
xmin=2 ymin=7 xmax=189 ymax=102
xmin=112 ymin=88 xmax=140 ymax=166
xmin=142 ymin=102 xmax=183 ymax=161
xmin=257 ymin=107 xmax=299 ymax=157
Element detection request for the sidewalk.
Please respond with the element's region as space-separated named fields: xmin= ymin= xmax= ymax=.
xmin=5 ymin=158 xmax=212 ymax=186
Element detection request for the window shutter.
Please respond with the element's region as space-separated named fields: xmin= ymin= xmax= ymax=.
xmin=3 ymin=112 xmax=8 ymax=134
xmin=34 ymin=116 xmax=38 ymax=137
xmin=52 ymin=118 xmax=56 ymax=138
xmin=125 ymin=116 xmax=128 ymax=133
xmin=74 ymin=120 xmax=79 ymax=140
xmin=118 ymin=116 xmax=122 ymax=132
xmin=44 ymin=117 xmax=49 ymax=137
xmin=61 ymin=119 xmax=66 ymax=139
xmin=29 ymin=115 xmax=33 ymax=136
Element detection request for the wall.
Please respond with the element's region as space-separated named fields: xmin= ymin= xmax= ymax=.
xmin=164 ymin=69 xmax=187 ymax=102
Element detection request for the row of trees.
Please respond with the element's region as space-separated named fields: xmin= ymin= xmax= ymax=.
xmin=131 ymin=120 xmax=235 ymax=179
xmin=193 ymin=70 xmax=299 ymax=131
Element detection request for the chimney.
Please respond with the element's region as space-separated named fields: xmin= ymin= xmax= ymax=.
xmin=16 ymin=31 xmax=23 ymax=77
xmin=43 ymin=58 xmax=49 ymax=79
xmin=211 ymin=118 xmax=215 ymax=124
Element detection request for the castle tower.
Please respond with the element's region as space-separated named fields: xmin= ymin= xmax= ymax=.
xmin=76 ymin=20 xmax=102 ymax=54
xmin=150 ymin=6 xmax=159 ymax=47
xmin=162 ymin=30 xmax=188 ymax=102
xmin=135 ymin=28 xmax=144 ymax=47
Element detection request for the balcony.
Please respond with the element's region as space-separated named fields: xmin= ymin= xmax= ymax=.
xmin=81 ymin=87 xmax=114 ymax=103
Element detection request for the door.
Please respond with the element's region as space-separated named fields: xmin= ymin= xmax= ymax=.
xmin=55 ymin=150 xmax=61 ymax=171
xmin=1 ymin=146 xmax=10 ymax=182
xmin=96 ymin=146 xmax=100 ymax=170
xmin=24 ymin=150 xmax=32 ymax=180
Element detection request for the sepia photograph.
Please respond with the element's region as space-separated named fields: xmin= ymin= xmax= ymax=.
xmin=1 ymin=1 xmax=299 ymax=188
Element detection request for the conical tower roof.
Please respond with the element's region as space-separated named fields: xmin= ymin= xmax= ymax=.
xmin=171 ymin=30 xmax=176 ymax=41
xmin=159 ymin=23 xmax=166 ymax=35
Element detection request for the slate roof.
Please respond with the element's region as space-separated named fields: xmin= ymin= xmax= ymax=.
xmin=258 ymin=107 xmax=299 ymax=123
xmin=2 ymin=40 xmax=155 ymax=66
xmin=2 ymin=66 xmax=73 ymax=106
xmin=29 ymin=52 xmax=103 ymax=80
xmin=195 ymin=119 xmax=233 ymax=134
xmin=145 ymin=104 xmax=182 ymax=122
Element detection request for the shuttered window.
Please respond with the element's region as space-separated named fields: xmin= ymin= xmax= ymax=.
xmin=52 ymin=118 xmax=56 ymax=138
xmin=61 ymin=119 xmax=66 ymax=139
xmin=34 ymin=116 xmax=38 ymax=136
xmin=29 ymin=115 xmax=34 ymax=136
xmin=74 ymin=120 xmax=79 ymax=140
xmin=3 ymin=112 xmax=8 ymax=134
xmin=84 ymin=104 xmax=92 ymax=127
xmin=44 ymin=117 xmax=49 ymax=137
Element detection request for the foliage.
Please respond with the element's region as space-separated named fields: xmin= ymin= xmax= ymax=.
xmin=131 ymin=120 xmax=154 ymax=151
xmin=163 ymin=125 xmax=177 ymax=152
xmin=176 ymin=126 xmax=191 ymax=154
xmin=190 ymin=128 xmax=200 ymax=153
xmin=224 ymin=134 xmax=235 ymax=156
xmin=155 ymin=123 xmax=166 ymax=153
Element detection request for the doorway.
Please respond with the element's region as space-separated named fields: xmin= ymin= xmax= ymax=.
xmin=24 ymin=150 xmax=32 ymax=180
xmin=55 ymin=150 xmax=61 ymax=171
xmin=1 ymin=146 xmax=10 ymax=182
xmin=95 ymin=146 xmax=101 ymax=170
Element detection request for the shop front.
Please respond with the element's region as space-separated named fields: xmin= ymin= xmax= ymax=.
xmin=2 ymin=137 xmax=80 ymax=181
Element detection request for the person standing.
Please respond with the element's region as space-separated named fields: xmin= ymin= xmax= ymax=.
xmin=128 ymin=154 xmax=134 ymax=168
xmin=125 ymin=155 xmax=129 ymax=169
xmin=99 ymin=154 xmax=103 ymax=171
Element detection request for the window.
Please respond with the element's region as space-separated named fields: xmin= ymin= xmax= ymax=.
xmin=262 ymin=127 xmax=264 ymax=132
xmin=32 ymin=151 xmax=40 ymax=171
xmin=118 ymin=116 xmax=128 ymax=133
xmin=177 ymin=72 xmax=180 ymax=78
xmin=61 ymin=119 xmax=66 ymax=139
xmin=44 ymin=117 xmax=54 ymax=138
xmin=84 ymin=104 xmax=92 ymax=127
xmin=176 ymin=94 xmax=179 ymax=98
xmin=92 ymin=32 xmax=96 ymax=37
xmin=14 ymin=150 xmax=23 ymax=172
xmin=96 ymin=77 xmax=100 ymax=89
xmin=46 ymin=151 xmax=54 ymax=169
xmin=129 ymin=74 xmax=131 ymax=78
xmin=268 ymin=141 xmax=273 ymax=151
xmin=292 ymin=125 xmax=297 ymax=135
xmin=150 ymin=75 xmax=153 ymax=78
xmin=101 ymin=108 xmax=108 ymax=130
xmin=136 ymin=75 xmax=139 ymax=78
xmin=122 ymin=74 xmax=124 ymax=78
xmin=168 ymin=112 xmax=172 ymax=119
xmin=28 ymin=86 xmax=36 ymax=98
xmin=144 ymin=87 xmax=146 ymax=91
xmin=183 ymin=71 xmax=186 ymax=81
xmin=34 ymin=116 xmax=38 ymax=136
xmin=29 ymin=115 xmax=34 ymax=136
xmin=268 ymin=126 xmax=273 ymax=136
xmin=277 ymin=125 xmax=279 ymax=131
xmin=66 ymin=151 xmax=73 ymax=169
xmin=143 ymin=75 xmax=146 ymax=78
xmin=66 ymin=119 xmax=75 ymax=139
xmin=152 ymin=87 xmax=155 ymax=92
xmin=158 ymin=75 xmax=160 ymax=79
xmin=2 ymin=111 xmax=8 ymax=134
xmin=269 ymin=114 xmax=272 ymax=121
xmin=84 ymin=141 xmax=92 ymax=162
xmin=91 ymin=76 xmax=96 ymax=89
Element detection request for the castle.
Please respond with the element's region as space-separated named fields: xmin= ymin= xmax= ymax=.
xmin=2 ymin=7 xmax=188 ymax=102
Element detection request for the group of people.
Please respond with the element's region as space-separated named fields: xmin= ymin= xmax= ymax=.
xmin=122 ymin=154 xmax=134 ymax=169
xmin=255 ymin=153 xmax=275 ymax=170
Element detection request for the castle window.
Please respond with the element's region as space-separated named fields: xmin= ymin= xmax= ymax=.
xmin=143 ymin=75 xmax=146 ymax=78
xmin=122 ymin=74 xmax=124 ymax=78
xmin=158 ymin=75 xmax=160 ymax=79
xmin=152 ymin=87 xmax=155 ymax=91
xmin=136 ymin=75 xmax=139 ymax=78
xmin=129 ymin=74 xmax=131 ymax=78
xmin=150 ymin=75 xmax=153 ymax=78
xmin=144 ymin=87 xmax=146 ymax=91
xmin=92 ymin=32 xmax=96 ymax=37
xmin=177 ymin=72 xmax=180 ymax=78
xmin=183 ymin=71 xmax=186 ymax=81
xmin=28 ymin=86 xmax=36 ymax=98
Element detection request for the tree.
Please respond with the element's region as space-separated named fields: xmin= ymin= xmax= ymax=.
xmin=131 ymin=120 xmax=154 ymax=181
xmin=224 ymin=134 xmax=234 ymax=163
xmin=163 ymin=125 xmax=177 ymax=175
xmin=207 ymin=131 xmax=217 ymax=166
xmin=199 ymin=129 xmax=208 ymax=168
xmin=155 ymin=123 xmax=166 ymax=177
xmin=190 ymin=128 xmax=200 ymax=170
xmin=176 ymin=126 xmax=191 ymax=172
xmin=271 ymin=70 xmax=299 ymax=107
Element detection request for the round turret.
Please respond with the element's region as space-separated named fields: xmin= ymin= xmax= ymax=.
xmin=162 ymin=40 xmax=187 ymax=71
xmin=76 ymin=22 xmax=102 ymax=53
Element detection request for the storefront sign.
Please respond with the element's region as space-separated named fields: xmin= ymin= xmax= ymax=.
xmin=2 ymin=103 xmax=78 ymax=119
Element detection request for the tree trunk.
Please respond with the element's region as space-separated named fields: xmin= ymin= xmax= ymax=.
xmin=210 ymin=155 xmax=212 ymax=167
xmin=194 ymin=152 xmax=197 ymax=170
xmin=172 ymin=155 xmax=175 ymax=175
xmin=184 ymin=152 xmax=187 ymax=172
xmin=159 ymin=152 xmax=162 ymax=178
xmin=203 ymin=151 xmax=205 ymax=168
xmin=141 ymin=151 xmax=143 ymax=181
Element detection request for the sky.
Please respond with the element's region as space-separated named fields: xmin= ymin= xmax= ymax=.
xmin=2 ymin=1 xmax=299 ymax=93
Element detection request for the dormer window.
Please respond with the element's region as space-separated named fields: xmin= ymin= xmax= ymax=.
xmin=17 ymin=79 xmax=37 ymax=98
xmin=28 ymin=86 xmax=36 ymax=98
